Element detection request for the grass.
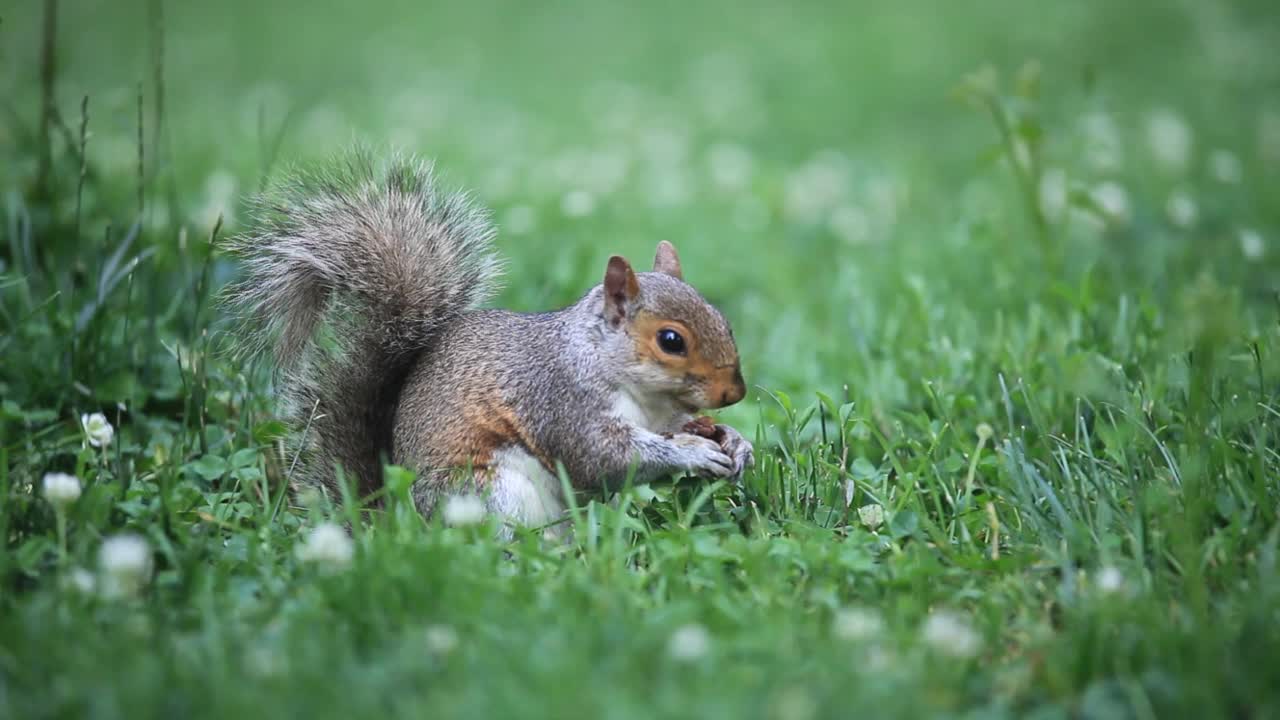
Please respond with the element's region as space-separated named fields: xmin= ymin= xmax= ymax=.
xmin=3 ymin=0 xmax=1280 ymax=717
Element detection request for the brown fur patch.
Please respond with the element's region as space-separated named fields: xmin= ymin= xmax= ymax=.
xmin=631 ymin=311 xmax=698 ymax=375
xmin=453 ymin=397 xmax=554 ymax=480
xmin=631 ymin=310 xmax=744 ymax=408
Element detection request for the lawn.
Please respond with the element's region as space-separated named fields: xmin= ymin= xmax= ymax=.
xmin=3 ymin=1 xmax=1280 ymax=717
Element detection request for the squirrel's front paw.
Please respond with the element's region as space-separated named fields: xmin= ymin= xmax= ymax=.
xmin=715 ymin=425 xmax=754 ymax=479
xmin=670 ymin=433 xmax=735 ymax=478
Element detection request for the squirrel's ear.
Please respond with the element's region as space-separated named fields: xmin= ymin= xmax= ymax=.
xmin=603 ymin=255 xmax=640 ymax=324
xmin=652 ymin=241 xmax=683 ymax=280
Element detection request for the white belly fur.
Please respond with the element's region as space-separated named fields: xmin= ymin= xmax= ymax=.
xmin=611 ymin=384 xmax=682 ymax=432
xmin=488 ymin=446 xmax=568 ymax=536
xmin=487 ymin=387 xmax=682 ymax=539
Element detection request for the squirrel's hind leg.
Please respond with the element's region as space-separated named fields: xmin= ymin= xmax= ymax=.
xmin=408 ymin=450 xmax=573 ymax=542
xmin=486 ymin=447 xmax=573 ymax=543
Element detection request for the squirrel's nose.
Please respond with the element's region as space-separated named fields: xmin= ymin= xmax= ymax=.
xmin=716 ymin=367 xmax=746 ymax=407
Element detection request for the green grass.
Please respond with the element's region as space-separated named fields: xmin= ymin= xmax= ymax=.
xmin=3 ymin=1 xmax=1280 ymax=717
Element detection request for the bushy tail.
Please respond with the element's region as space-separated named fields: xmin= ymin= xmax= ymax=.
xmin=225 ymin=150 xmax=502 ymax=497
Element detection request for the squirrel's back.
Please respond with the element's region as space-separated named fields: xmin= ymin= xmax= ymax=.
xmin=225 ymin=150 xmax=503 ymax=497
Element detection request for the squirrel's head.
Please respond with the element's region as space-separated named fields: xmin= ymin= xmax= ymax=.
xmin=601 ymin=241 xmax=746 ymax=411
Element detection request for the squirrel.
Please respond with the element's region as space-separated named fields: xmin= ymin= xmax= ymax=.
xmin=226 ymin=150 xmax=753 ymax=534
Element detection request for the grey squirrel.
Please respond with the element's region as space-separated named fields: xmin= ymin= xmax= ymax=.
xmin=227 ymin=151 xmax=753 ymax=533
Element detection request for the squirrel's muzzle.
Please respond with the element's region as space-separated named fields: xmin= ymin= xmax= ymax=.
xmin=707 ymin=366 xmax=746 ymax=409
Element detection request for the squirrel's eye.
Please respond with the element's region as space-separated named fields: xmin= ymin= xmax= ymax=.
xmin=657 ymin=328 xmax=686 ymax=355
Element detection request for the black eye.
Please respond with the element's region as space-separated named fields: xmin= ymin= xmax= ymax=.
xmin=657 ymin=328 xmax=686 ymax=355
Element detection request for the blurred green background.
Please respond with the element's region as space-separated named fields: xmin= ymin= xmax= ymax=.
xmin=5 ymin=0 xmax=1278 ymax=424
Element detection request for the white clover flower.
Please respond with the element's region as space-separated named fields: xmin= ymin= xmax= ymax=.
xmin=863 ymin=643 xmax=894 ymax=671
xmin=424 ymin=624 xmax=459 ymax=655
xmin=1209 ymin=150 xmax=1242 ymax=184
xmin=561 ymin=190 xmax=597 ymax=218
xmin=502 ymin=205 xmax=537 ymax=236
xmin=921 ymin=611 xmax=982 ymax=659
xmin=442 ymin=494 xmax=487 ymax=527
xmin=1145 ymin=108 xmax=1193 ymax=172
xmin=1165 ymin=190 xmax=1198 ymax=228
xmin=782 ymin=152 xmax=850 ymax=223
xmin=833 ymin=607 xmax=884 ymax=641
xmin=857 ymin=504 xmax=884 ymax=530
xmin=667 ymin=623 xmax=710 ymax=661
xmin=772 ymin=687 xmax=817 ymax=720
xmin=1038 ymin=168 xmax=1068 ymax=222
xmin=1068 ymin=207 xmax=1107 ymax=235
xmin=42 ymin=472 xmax=81 ymax=508
xmin=1095 ymin=566 xmax=1125 ymax=594
xmin=1239 ymin=228 xmax=1265 ymax=260
xmin=1080 ymin=112 xmax=1123 ymax=171
xmin=829 ymin=204 xmax=871 ymax=245
xmin=246 ymin=645 xmax=286 ymax=678
xmin=98 ymin=534 xmax=153 ymax=597
xmin=296 ymin=522 xmax=354 ymax=569
xmin=1091 ymin=182 xmax=1130 ymax=223
xmin=976 ymin=423 xmax=994 ymax=442
xmin=81 ymin=412 xmax=114 ymax=448
xmin=63 ymin=567 xmax=96 ymax=594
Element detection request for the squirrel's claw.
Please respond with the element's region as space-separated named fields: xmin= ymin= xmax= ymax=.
xmin=671 ymin=433 xmax=735 ymax=478
xmin=715 ymin=424 xmax=754 ymax=480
